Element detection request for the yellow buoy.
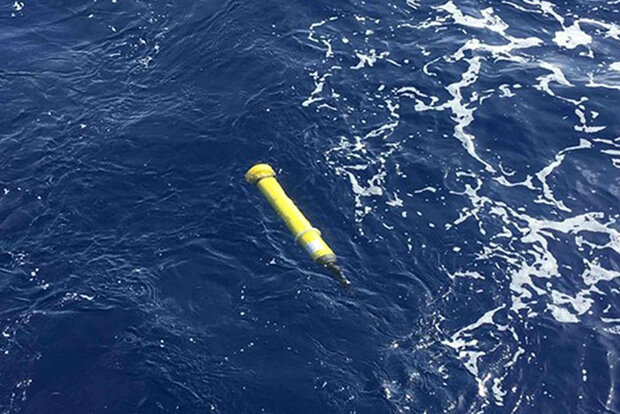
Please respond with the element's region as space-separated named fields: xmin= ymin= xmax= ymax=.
xmin=245 ymin=163 xmax=349 ymax=287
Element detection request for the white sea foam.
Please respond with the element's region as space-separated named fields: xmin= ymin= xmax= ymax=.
xmin=535 ymin=62 xmax=573 ymax=97
xmin=553 ymin=22 xmax=592 ymax=49
xmin=498 ymin=84 xmax=515 ymax=98
xmin=547 ymin=303 xmax=580 ymax=323
xmin=302 ymin=71 xmax=331 ymax=107
xmin=449 ymin=270 xmax=485 ymax=280
xmin=587 ymin=74 xmax=620 ymax=91
xmin=412 ymin=186 xmax=437 ymax=194
xmin=534 ymin=139 xmax=592 ymax=212
xmin=437 ymin=2 xmax=507 ymax=34
xmin=304 ymin=3 xmax=619 ymax=409
xmin=350 ymin=49 xmax=390 ymax=70
xmin=442 ymin=304 xmax=505 ymax=376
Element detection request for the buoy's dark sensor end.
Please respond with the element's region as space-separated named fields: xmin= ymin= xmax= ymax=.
xmin=325 ymin=262 xmax=350 ymax=288
xmin=317 ymin=255 xmax=350 ymax=288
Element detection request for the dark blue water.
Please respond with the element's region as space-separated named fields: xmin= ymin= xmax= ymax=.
xmin=1 ymin=0 xmax=619 ymax=412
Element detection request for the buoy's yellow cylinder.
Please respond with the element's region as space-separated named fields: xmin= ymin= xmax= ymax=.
xmin=246 ymin=163 xmax=349 ymax=286
xmin=245 ymin=164 xmax=335 ymax=261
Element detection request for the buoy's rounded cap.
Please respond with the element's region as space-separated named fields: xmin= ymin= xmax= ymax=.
xmin=245 ymin=163 xmax=276 ymax=184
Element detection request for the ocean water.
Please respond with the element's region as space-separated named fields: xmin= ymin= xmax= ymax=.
xmin=1 ymin=0 xmax=619 ymax=412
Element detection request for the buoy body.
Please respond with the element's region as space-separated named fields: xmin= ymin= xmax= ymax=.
xmin=246 ymin=163 xmax=349 ymax=287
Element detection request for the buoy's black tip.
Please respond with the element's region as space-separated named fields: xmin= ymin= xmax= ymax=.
xmin=324 ymin=262 xmax=350 ymax=289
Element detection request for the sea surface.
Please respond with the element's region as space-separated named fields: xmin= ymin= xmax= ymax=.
xmin=1 ymin=0 xmax=619 ymax=413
